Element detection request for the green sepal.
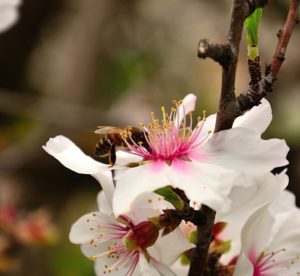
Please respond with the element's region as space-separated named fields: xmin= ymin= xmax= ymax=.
xmin=180 ymin=254 xmax=191 ymax=266
xmin=244 ymin=8 xmax=263 ymax=60
xmin=189 ymin=230 xmax=198 ymax=245
xmin=210 ymin=239 xmax=231 ymax=254
xmin=154 ymin=186 xmax=185 ymax=210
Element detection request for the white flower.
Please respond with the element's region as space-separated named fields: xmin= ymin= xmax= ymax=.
xmin=167 ymin=172 xmax=288 ymax=276
xmin=0 ymin=0 xmax=21 ymax=32
xmin=70 ymin=192 xmax=192 ymax=276
xmin=215 ymin=172 xmax=288 ymax=265
xmin=233 ymin=191 xmax=300 ymax=276
xmin=113 ymin=94 xmax=289 ymax=216
xmin=42 ymin=135 xmax=114 ymax=205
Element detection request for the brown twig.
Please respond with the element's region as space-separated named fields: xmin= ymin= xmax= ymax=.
xmin=197 ymin=39 xmax=230 ymax=68
xmin=271 ymin=0 xmax=299 ymax=77
xmin=188 ymin=206 xmax=215 ymax=276
xmin=189 ymin=1 xmax=269 ymax=275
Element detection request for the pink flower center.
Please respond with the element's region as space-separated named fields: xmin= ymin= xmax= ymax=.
xmin=87 ymin=214 xmax=158 ymax=276
xmin=250 ymin=248 xmax=300 ymax=276
xmin=124 ymin=102 xmax=209 ymax=164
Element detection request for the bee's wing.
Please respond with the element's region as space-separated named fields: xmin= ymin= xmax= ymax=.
xmin=95 ymin=126 xmax=109 ymax=134
xmin=94 ymin=126 xmax=125 ymax=135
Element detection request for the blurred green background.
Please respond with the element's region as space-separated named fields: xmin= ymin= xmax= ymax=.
xmin=0 ymin=0 xmax=299 ymax=275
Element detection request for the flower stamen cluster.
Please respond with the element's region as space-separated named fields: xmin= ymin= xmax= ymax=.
xmin=84 ymin=213 xmax=158 ymax=275
xmin=251 ymin=248 xmax=300 ymax=276
xmin=123 ymin=101 xmax=209 ymax=164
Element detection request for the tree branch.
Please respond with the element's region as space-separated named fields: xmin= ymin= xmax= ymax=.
xmin=189 ymin=1 xmax=270 ymax=275
xmin=197 ymin=39 xmax=230 ymax=68
xmin=188 ymin=206 xmax=215 ymax=276
xmin=271 ymin=0 xmax=299 ymax=76
xmin=237 ymin=0 xmax=299 ymax=113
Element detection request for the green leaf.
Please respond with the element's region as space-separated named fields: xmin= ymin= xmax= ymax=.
xmin=154 ymin=186 xmax=185 ymax=210
xmin=244 ymin=8 xmax=263 ymax=60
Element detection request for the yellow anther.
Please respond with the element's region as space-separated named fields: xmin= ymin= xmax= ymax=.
xmin=161 ymin=106 xmax=167 ymax=122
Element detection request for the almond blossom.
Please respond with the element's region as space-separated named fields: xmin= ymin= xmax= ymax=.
xmin=233 ymin=192 xmax=300 ymax=276
xmin=69 ymin=192 xmax=192 ymax=276
xmin=43 ymin=94 xmax=289 ymax=217
xmin=168 ymin=172 xmax=289 ymax=276
xmin=0 ymin=0 xmax=22 ymax=32
xmin=215 ymin=172 xmax=289 ymax=265
xmin=112 ymin=94 xmax=289 ymax=216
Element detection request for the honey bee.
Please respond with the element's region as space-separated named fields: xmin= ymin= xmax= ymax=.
xmin=94 ymin=126 xmax=149 ymax=165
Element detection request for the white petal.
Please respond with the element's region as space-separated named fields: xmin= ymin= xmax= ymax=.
xmin=69 ymin=212 xmax=101 ymax=244
xmin=233 ymin=98 xmax=272 ymax=134
xmin=0 ymin=0 xmax=21 ymax=32
xmin=43 ymin=135 xmax=114 ymax=204
xmin=198 ymin=113 xmax=216 ymax=136
xmin=201 ymin=127 xmax=289 ymax=177
xmin=233 ymin=253 xmax=254 ymax=276
xmin=269 ymin=190 xmax=296 ymax=216
xmin=138 ymin=255 xmax=160 ymax=276
xmin=167 ymin=161 xmax=237 ymax=212
xmin=192 ymin=114 xmax=216 ymax=145
xmin=149 ymin=257 xmax=176 ymax=276
xmin=0 ymin=0 xmax=21 ymax=5
xmin=43 ymin=136 xmax=106 ymax=174
xmin=174 ymin=94 xmax=197 ymax=128
xmin=170 ymin=259 xmax=189 ymax=276
xmin=132 ymin=192 xmax=173 ymax=212
xmin=97 ymin=191 xmax=113 ymax=215
xmin=128 ymin=207 xmax=160 ymax=225
xmin=240 ymin=205 xmax=274 ymax=257
xmin=95 ymin=258 xmax=128 ymax=276
xmin=69 ymin=211 xmax=115 ymax=244
xmin=115 ymin=150 xmax=143 ymax=166
xmin=150 ymin=228 xmax=194 ymax=265
xmin=113 ymin=163 xmax=170 ymax=217
xmin=269 ymin=209 xmax=300 ymax=257
xmin=113 ymin=159 xmax=238 ymax=216
xmin=217 ymin=173 xmax=284 ymax=264
xmin=81 ymin=240 xmax=112 ymax=258
xmin=92 ymin=172 xmax=114 ymax=207
xmin=236 ymin=192 xmax=300 ymax=276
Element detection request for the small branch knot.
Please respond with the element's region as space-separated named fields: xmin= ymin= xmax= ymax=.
xmin=237 ymin=64 xmax=273 ymax=113
xmin=197 ymin=39 xmax=231 ymax=69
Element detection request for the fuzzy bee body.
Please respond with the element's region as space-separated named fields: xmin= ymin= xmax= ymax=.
xmin=94 ymin=126 xmax=148 ymax=165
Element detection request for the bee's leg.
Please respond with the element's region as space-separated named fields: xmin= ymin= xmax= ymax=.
xmin=109 ymin=144 xmax=116 ymax=166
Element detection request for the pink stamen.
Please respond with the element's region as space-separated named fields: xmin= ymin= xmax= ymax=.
xmin=251 ymin=248 xmax=299 ymax=276
xmin=126 ymin=253 xmax=140 ymax=276
xmin=122 ymin=101 xmax=209 ymax=164
xmin=88 ymin=215 xmax=156 ymax=275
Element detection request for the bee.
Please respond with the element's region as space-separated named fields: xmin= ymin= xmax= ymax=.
xmin=94 ymin=126 xmax=149 ymax=165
